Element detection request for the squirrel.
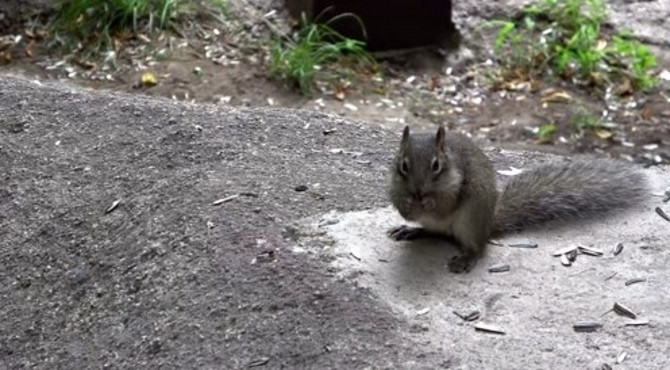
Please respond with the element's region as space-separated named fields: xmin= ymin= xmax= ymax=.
xmin=387 ymin=124 xmax=649 ymax=273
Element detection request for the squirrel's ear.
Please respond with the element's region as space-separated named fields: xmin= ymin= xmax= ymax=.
xmin=435 ymin=124 xmax=446 ymax=150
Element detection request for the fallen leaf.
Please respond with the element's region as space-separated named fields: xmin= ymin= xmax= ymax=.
xmin=541 ymin=90 xmax=572 ymax=104
xmin=594 ymin=129 xmax=613 ymax=140
xmin=140 ymin=72 xmax=158 ymax=87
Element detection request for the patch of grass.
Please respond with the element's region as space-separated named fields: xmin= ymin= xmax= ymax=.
xmin=486 ymin=0 xmax=657 ymax=92
xmin=569 ymin=107 xmax=616 ymax=137
xmin=268 ymin=12 xmax=376 ymax=95
xmin=50 ymin=0 xmax=228 ymax=55
xmin=536 ymin=123 xmax=557 ymax=142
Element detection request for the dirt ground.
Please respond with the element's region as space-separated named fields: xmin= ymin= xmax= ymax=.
xmin=1 ymin=0 xmax=670 ymax=368
xmin=1 ymin=0 xmax=669 ymax=164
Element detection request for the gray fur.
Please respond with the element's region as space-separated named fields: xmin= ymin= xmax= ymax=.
xmin=493 ymin=159 xmax=649 ymax=234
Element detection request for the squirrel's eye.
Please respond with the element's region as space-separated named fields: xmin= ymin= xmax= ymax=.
xmin=431 ymin=158 xmax=441 ymax=174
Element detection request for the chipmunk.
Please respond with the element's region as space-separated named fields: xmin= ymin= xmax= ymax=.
xmin=388 ymin=125 xmax=648 ymax=273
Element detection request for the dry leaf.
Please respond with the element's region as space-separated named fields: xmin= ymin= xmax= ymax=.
xmin=541 ymin=90 xmax=572 ymax=104
xmin=615 ymin=77 xmax=633 ymax=96
xmin=639 ymin=106 xmax=654 ymax=120
xmin=140 ymin=72 xmax=158 ymax=87
xmin=594 ymin=129 xmax=613 ymax=140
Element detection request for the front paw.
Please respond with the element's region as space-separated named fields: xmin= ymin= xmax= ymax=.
xmin=448 ymin=253 xmax=476 ymax=273
xmin=388 ymin=225 xmax=425 ymax=241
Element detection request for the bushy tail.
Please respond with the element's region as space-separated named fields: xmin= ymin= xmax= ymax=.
xmin=492 ymin=159 xmax=649 ymax=235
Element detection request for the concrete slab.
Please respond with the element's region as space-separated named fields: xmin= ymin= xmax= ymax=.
xmin=296 ymin=162 xmax=670 ymax=369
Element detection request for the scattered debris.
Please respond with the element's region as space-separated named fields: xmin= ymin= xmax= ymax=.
xmin=255 ymin=250 xmax=277 ymax=263
xmin=613 ymin=302 xmax=638 ymax=319
xmin=247 ymin=357 xmax=270 ymax=368
xmin=560 ymin=254 xmax=571 ymax=266
xmin=604 ymin=272 xmax=618 ymax=281
xmin=488 ymin=239 xmax=503 ymax=246
xmin=322 ymin=128 xmax=337 ymax=135
xmin=616 ymin=351 xmax=628 ymax=364
xmin=613 ymin=243 xmax=624 ymax=256
xmin=573 ymin=321 xmax=603 ymax=332
xmin=599 ymin=363 xmax=613 ymax=370
xmin=349 ymin=252 xmax=361 ymax=261
xmin=474 ymin=322 xmax=505 ymax=335
xmin=343 ymin=103 xmax=358 ymax=111
xmin=105 ymin=199 xmax=122 ymax=214
xmin=578 ymin=245 xmax=604 ymax=257
xmin=416 ymin=307 xmax=431 ymax=316
xmin=453 ymin=310 xmax=480 ymax=322
xmin=655 ymin=207 xmax=670 ymax=222
xmin=488 ymin=263 xmax=510 ymax=273
xmin=212 ymin=194 xmax=240 ymax=205
xmin=624 ymin=319 xmax=650 ymax=327
xmin=552 ymin=245 xmax=578 ymax=257
xmin=625 ymin=278 xmax=646 ymax=286
xmin=378 ymin=258 xmax=389 ymax=263
xmin=663 ymin=190 xmax=670 ymax=203
xmin=294 ymin=185 xmax=308 ymax=192
xmin=508 ymin=242 xmax=538 ymax=249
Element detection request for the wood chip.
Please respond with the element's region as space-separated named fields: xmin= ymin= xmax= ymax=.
xmin=578 ymin=245 xmax=604 ymax=256
xmin=212 ymin=194 xmax=240 ymax=205
xmin=613 ymin=243 xmax=624 ymax=256
xmin=105 ymin=199 xmax=122 ymax=214
xmin=453 ymin=310 xmax=480 ymax=321
xmin=655 ymin=207 xmax=670 ymax=222
xmin=474 ymin=322 xmax=505 ymax=335
xmin=488 ymin=263 xmax=510 ymax=273
xmin=624 ymin=319 xmax=649 ymax=327
xmin=508 ymin=242 xmax=538 ymax=249
xmin=573 ymin=321 xmax=603 ymax=332
xmin=625 ymin=278 xmax=646 ymax=286
xmin=613 ymin=302 xmax=637 ymax=319
xmin=616 ymin=351 xmax=627 ymax=364
xmin=552 ymin=245 xmax=578 ymax=257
